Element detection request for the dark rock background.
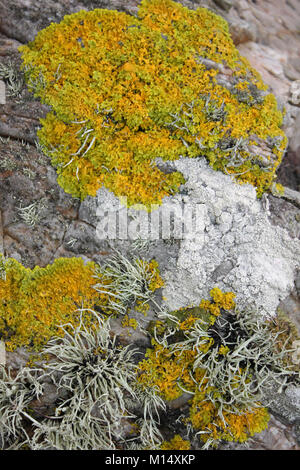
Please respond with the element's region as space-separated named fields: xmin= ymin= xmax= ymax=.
xmin=0 ymin=0 xmax=300 ymax=450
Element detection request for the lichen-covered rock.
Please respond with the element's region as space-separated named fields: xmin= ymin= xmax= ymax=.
xmin=289 ymin=80 xmax=300 ymax=106
xmin=0 ymin=253 xmax=164 ymax=351
xmin=161 ymin=158 xmax=300 ymax=317
xmin=19 ymin=0 xmax=287 ymax=207
xmin=0 ymin=256 xmax=101 ymax=350
xmin=92 ymin=157 xmax=300 ymax=318
xmin=1 ymin=0 xmax=300 ymax=452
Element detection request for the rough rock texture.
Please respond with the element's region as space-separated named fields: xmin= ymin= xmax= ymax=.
xmin=89 ymin=158 xmax=300 ymax=318
xmin=1 ymin=0 xmax=300 ymax=451
xmin=161 ymin=158 xmax=300 ymax=317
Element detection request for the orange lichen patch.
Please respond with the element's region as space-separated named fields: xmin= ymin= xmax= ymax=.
xmin=138 ymin=340 xmax=198 ymax=401
xmin=0 ymin=255 xmax=165 ymax=351
xmin=189 ymin=391 xmax=270 ymax=444
xmin=0 ymin=257 xmax=107 ymax=351
xmin=20 ymin=0 xmax=287 ymax=207
xmin=138 ymin=287 xmax=270 ymax=446
xmin=160 ymin=435 xmax=191 ymax=450
xmin=200 ymin=287 xmax=236 ymax=317
xmin=209 ymin=287 xmax=236 ymax=310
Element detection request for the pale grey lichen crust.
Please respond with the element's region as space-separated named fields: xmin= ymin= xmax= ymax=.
xmin=163 ymin=158 xmax=300 ymax=317
xmin=93 ymin=157 xmax=300 ymax=318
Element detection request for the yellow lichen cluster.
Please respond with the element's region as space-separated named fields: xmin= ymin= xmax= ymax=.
xmin=138 ymin=288 xmax=270 ymax=446
xmin=146 ymin=259 xmax=165 ymax=291
xmin=160 ymin=435 xmax=191 ymax=450
xmin=121 ymin=315 xmax=138 ymax=330
xmin=200 ymin=286 xmax=236 ymax=319
xmin=0 ymin=255 xmax=163 ymax=351
xmin=189 ymin=393 xmax=269 ymax=444
xmin=19 ymin=0 xmax=287 ymax=208
xmin=0 ymin=257 xmax=102 ymax=351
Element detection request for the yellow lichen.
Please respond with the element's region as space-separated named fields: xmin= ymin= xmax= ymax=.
xmin=138 ymin=340 xmax=198 ymax=401
xmin=200 ymin=287 xmax=236 ymax=317
xmin=160 ymin=435 xmax=191 ymax=450
xmin=146 ymin=259 xmax=165 ymax=291
xmin=135 ymin=299 xmax=150 ymax=316
xmin=0 ymin=257 xmax=104 ymax=351
xmin=0 ymin=255 xmax=162 ymax=351
xmin=121 ymin=315 xmax=138 ymax=330
xmin=19 ymin=0 xmax=287 ymax=208
xmin=138 ymin=288 xmax=270 ymax=446
xmin=189 ymin=392 xmax=270 ymax=444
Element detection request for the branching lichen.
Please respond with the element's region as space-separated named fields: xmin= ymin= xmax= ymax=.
xmin=93 ymin=250 xmax=164 ymax=316
xmin=28 ymin=313 xmax=139 ymax=450
xmin=0 ymin=255 xmax=163 ymax=351
xmin=1 ymin=251 xmax=298 ymax=450
xmin=18 ymin=198 xmax=48 ymax=227
xmin=0 ymin=61 xmax=24 ymax=100
xmin=0 ymin=312 xmax=166 ymax=450
xmin=138 ymin=288 xmax=299 ymax=448
xmin=0 ymin=366 xmax=43 ymax=449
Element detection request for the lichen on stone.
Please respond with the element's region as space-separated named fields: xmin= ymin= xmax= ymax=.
xmin=19 ymin=0 xmax=287 ymax=208
xmin=160 ymin=434 xmax=191 ymax=450
xmin=138 ymin=288 xmax=298 ymax=448
xmin=0 ymin=255 xmax=163 ymax=351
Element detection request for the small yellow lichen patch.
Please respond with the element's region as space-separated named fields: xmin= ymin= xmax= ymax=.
xmin=200 ymin=287 xmax=235 ymax=317
xmin=271 ymin=182 xmax=285 ymax=197
xmin=135 ymin=299 xmax=150 ymax=316
xmin=161 ymin=435 xmax=191 ymax=450
xmin=146 ymin=259 xmax=165 ymax=291
xmin=209 ymin=287 xmax=236 ymax=310
xmin=122 ymin=315 xmax=138 ymax=330
xmin=218 ymin=345 xmax=230 ymax=356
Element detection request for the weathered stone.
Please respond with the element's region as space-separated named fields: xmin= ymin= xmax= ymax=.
xmin=229 ymin=19 xmax=257 ymax=45
xmin=283 ymin=62 xmax=300 ymax=82
xmin=213 ymin=0 xmax=232 ymax=12
xmin=289 ymin=80 xmax=300 ymax=106
xmin=266 ymin=384 xmax=300 ymax=427
xmin=0 ymin=340 xmax=5 ymax=365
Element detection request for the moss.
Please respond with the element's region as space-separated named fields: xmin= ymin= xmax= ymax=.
xmin=19 ymin=0 xmax=286 ymax=208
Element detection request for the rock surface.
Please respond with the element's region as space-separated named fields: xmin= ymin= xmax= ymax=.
xmin=161 ymin=158 xmax=300 ymax=317
xmin=0 ymin=0 xmax=300 ymax=451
